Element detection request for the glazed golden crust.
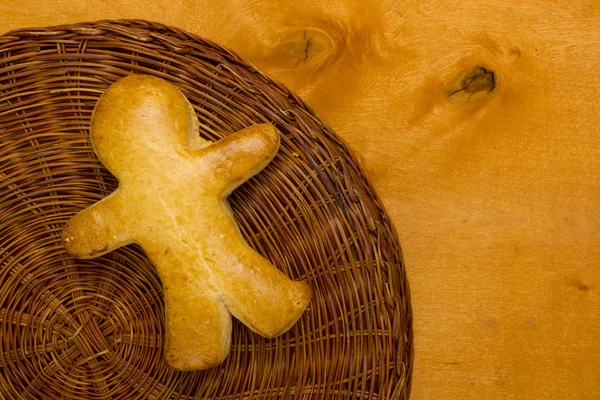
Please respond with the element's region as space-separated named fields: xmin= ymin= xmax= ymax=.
xmin=62 ymin=74 xmax=312 ymax=370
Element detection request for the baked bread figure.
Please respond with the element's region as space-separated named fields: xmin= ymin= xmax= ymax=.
xmin=62 ymin=75 xmax=312 ymax=370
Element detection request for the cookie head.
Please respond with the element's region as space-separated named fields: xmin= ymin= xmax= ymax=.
xmin=89 ymin=74 xmax=202 ymax=179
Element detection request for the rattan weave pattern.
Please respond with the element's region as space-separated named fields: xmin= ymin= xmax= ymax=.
xmin=0 ymin=20 xmax=412 ymax=399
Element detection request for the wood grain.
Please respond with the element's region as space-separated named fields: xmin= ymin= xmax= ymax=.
xmin=2 ymin=1 xmax=599 ymax=398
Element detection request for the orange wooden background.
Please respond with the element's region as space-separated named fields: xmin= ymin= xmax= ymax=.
xmin=2 ymin=1 xmax=599 ymax=398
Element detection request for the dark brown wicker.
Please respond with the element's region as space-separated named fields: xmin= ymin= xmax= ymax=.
xmin=0 ymin=20 xmax=412 ymax=399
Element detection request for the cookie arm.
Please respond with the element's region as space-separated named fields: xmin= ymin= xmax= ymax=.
xmin=62 ymin=191 xmax=134 ymax=258
xmin=199 ymin=124 xmax=280 ymax=196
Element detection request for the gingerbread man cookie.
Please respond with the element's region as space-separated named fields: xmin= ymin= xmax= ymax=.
xmin=62 ymin=75 xmax=312 ymax=371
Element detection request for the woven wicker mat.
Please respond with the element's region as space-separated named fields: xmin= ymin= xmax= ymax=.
xmin=0 ymin=20 xmax=412 ymax=400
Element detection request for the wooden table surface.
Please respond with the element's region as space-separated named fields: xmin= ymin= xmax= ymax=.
xmin=2 ymin=1 xmax=599 ymax=398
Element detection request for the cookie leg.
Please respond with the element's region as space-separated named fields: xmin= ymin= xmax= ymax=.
xmin=217 ymin=241 xmax=312 ymax=339
xmin=161 ymin=273 xmax=232 ymax=371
